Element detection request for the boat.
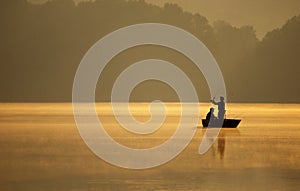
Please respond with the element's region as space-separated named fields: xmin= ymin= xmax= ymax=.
xmin=202 ymin=119 xmax=241 ymax=128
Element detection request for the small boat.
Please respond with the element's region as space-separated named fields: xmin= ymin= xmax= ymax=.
xmin=202 ymin=119 xmax=241 ymax=128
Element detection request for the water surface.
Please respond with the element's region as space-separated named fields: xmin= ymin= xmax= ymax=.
xmin=0 ymin=103 xmax=299 ymax=191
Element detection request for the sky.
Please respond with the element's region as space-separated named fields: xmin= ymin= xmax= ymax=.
xmin=28 ymin=0 xmax=300 ymax=39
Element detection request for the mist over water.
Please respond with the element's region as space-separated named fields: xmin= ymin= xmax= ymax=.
xmin=1 ymin=0 xmax=299 ymax=190
xmin=0 ymin=103 xmax=299 ymax=191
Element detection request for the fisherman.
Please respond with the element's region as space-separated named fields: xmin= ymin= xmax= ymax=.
xmin=211 ymin=96 xmax=226 ymax=120
xmin=206 ymin=107 xmax=216 ymax=122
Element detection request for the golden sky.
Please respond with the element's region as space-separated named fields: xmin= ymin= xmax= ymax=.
xmin=28 ymin=0 xmax=300 ymax=38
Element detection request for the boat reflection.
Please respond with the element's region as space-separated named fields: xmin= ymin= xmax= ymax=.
xmin=201 ymin=128 xmax=240 ymax=160
xmin=218 ymin=132 xmax=226 ymax=159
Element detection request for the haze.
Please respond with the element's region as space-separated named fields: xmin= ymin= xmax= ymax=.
xmin=29 ymin=0 xmax=300 ymax=38
xmin=2 ymin=0 xmax=300 ymax=102
xmin=147 ymin=0 xmax=300 ymax=39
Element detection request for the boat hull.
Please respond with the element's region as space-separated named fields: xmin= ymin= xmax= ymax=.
xmin=202 ymin=119 xmax=241 ymax=128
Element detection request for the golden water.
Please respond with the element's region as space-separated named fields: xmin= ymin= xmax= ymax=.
xmin=0 ymin=103 xmax=299 ymax=191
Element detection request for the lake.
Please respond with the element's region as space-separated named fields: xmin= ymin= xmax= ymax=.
xmin=0 ymin=103 xmax=299 ymax=191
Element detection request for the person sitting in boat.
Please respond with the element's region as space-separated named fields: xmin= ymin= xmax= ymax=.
xmin=206 ymin=107 xmax=216 ymax=122
xmin=211 ymin=96 xmax=226 ymax=120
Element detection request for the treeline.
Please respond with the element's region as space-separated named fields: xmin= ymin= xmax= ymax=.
xmin=0 ymin=0 xmax=299 ymax=102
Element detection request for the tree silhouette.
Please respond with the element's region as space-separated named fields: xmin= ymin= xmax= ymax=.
xmin=0 ymin=0 xmax=299 ymax=102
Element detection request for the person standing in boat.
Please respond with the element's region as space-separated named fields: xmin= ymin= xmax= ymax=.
xmin=211 ymin=96 xmax=226 ymax=120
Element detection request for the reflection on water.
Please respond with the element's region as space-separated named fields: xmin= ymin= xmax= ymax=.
xmin=202 ymin=129 xmax=240 ymax=161
xmin=218 ymin=131 xmax=226 ymax=160
xmin=0 ymin=103 xmax=300 ymax=191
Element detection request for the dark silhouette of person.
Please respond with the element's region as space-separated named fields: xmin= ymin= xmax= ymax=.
xmin=206 ymin=107 xmax=216 ymax=122
xmin=211 ymin=96 xmax=226 ymax=120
